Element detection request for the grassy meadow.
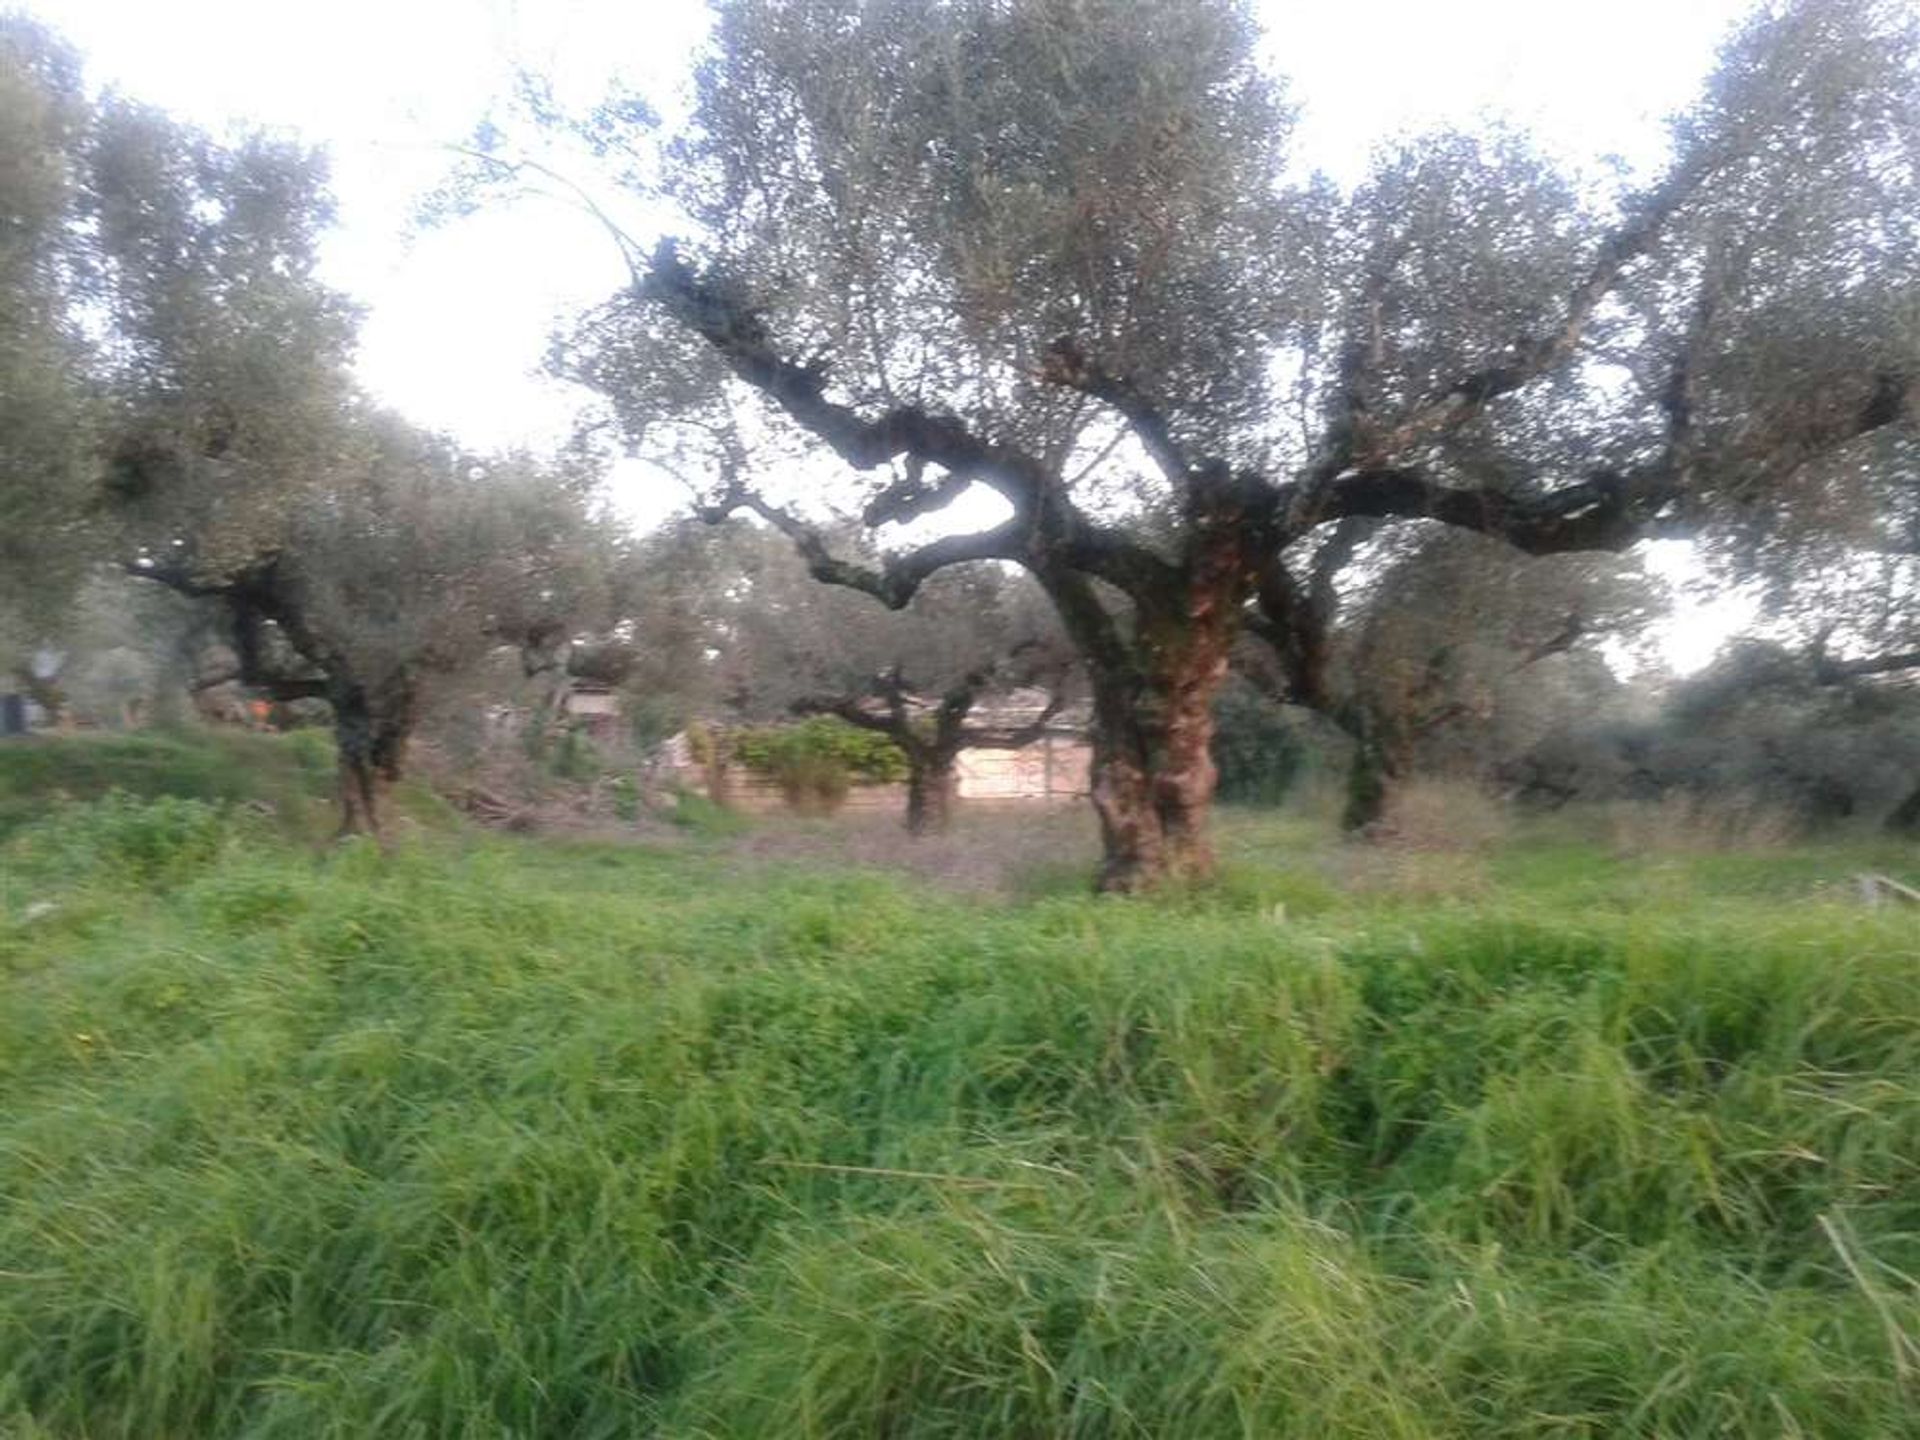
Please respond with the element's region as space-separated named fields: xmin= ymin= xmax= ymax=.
xmin=2 ymin=732 xmax=1918 ymax=1437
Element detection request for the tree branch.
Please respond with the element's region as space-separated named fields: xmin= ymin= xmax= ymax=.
xmin=131 ymin=554 xmax=342 ymax=701
xmin=1814 ymin=647 xmax=1920 ymax=684
xmin=794 ymin=649 xmax=1073 ymax=757
xmin=860 ymin=455 xmax=975 ymax=528
xmin=447 ymin=146 xmax=647 ymax=288
xmin=964 ymin=687 xmax=1069 ymax=749
xmin=1248 ymin=516 xmax=1372 ymax=709
xmin=1036 ymin=336 xmax=1191 ymax=483
xmin=791 ymin=693 xmax=902 ymax=734
xmin=646 ymin=241 xmax=1049 ymax=513
xmin=1755 ymin=369 xmax=1917 ymax=484
xmin=1317 ymin=466 xmax=1676 ymax=555
xmin=1509 ymin=610 xmax=1588 ymax=673
xmin=648 ymin=244 xmax=1188 ymax=603
xmin=694 ymin=474 xmax=1027 ymax=609
xmin=1358 ymin=153 xmax=1723 ymax=462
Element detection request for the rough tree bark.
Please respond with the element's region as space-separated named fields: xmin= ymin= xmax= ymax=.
xmin=904 ymin=753 xmax=959 ymax=836
xmin=328 ymin=674 xmax=416 ymax=839
xmin=1340 ymin=709 xmax=1395 ymax=833
xmin=1083 ymin=528 xmax=1253 ymax=889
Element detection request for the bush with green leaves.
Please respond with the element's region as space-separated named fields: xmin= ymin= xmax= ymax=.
xmin=549 ymin=725 xmax=601 ymax=783
xmin=667 ymin=785 xmax=749 ymax=836
xmin=0 ymin=732 xmax=276 ymax=840
xmin=626 ymin=693 xmax=687 ymax=753
xmin=730 ymin=716 xmax=907 ymax=811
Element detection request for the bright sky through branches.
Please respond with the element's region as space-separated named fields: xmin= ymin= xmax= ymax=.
xmin=29 ymin=0 xmax=1751 ymax=451
xmin=26 ymin=0 xmax=1764 ymax=666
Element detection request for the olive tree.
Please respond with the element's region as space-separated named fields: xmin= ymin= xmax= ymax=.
xmin=1272 ymin=525 xmax=1661 ymax=828
xmin=774 ymin=565 xmax=1072 ymax=836
xmin=0 ymin=18 xmax=99 ymax=696
xmin=0 ymin=32 xmax=611 ymax=831
xmin=610 ymin=519 xmax=1071 ymax=832
xmin=515 ymin=0 xmax=1919 ymax=885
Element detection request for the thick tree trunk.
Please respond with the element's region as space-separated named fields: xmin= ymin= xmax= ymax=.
xmin=1341 ymin=711 xmax=1392 ymax=832
xmin=1086 ymin=533 xmax=1246 ymax=892
xmin=905 ymin=750 xmax=959 ymax=836
xmin=1340 ymin=705 xmax=1417 ymax=835
xmin=335 ymin=751 xmax=382 ymax=837
xmin=333 ymin=699 xmax=385 ymax=839
xmin=330 ymin=678 xmax=414 ymax=840
xmin=1152 ymin=637 xmax=1230 ymax=880
xmin=1089 ymin=667 xmax=1233 ymax=890
xmin=1089 ymin=688 xmax=1165 ymax=892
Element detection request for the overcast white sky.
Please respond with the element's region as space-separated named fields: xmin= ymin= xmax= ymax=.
xmin=27 ymin=0 xmax=1763 ymax=665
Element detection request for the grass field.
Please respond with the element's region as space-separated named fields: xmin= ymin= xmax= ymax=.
xmin=2 ymin=732 xmax=1918 ymax=1436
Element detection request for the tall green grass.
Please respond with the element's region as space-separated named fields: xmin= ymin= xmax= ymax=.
xmin=2 ymin=787 xmax=1916 ymax=1436
xmin=0 ymin=727 xmax=455 ymax=845
xmin=0 ymin=729 xmax=344 ymax=842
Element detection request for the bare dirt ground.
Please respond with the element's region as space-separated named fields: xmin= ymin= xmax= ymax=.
xmin=720 ymin=802 xmax=1103 ymax=897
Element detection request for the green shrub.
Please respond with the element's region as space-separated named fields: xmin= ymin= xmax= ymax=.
xmin=627 ymin=694 xmax=687 ymax=752
xmin=731 ymin=716 xmax=907 ymax=811
xmin=283 ymin=727 xmax=337 ymax=775
xmin=548 ymin=725 xmax=600 ymax=782
xmin=0 ymin=730 xmax=343 ymax=843
xmin=1 ymin=733 xmax=253 ymax=839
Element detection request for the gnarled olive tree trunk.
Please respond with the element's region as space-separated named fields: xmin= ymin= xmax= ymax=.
xmin=1087 ymin=649 xmax=1234 ymax=890
xmin=1339 ymin=707 xmax=1398 ymax=833
xmin=1075 ymin=529 xmax=1250 ymax=892
xmin=329 ymin=674 xmax=417 ymax=839
xmin=903 ymin=744 xmax=961 ymax=836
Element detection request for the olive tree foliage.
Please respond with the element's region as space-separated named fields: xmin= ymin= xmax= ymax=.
xmin=1731 ymin=437 xmax=1920 ymax=681
xmin=88 ymin=109 xmax=613 ymax=831
xmin=1513 ymin=639 xmax=1920 ymax=832
xmin=33 ymin=573 xmax=213 ymax=727
xmin=0 ymin=19 xmax=97 ymax=684
xmin=1290 ymin=525 xmax=1664 ymax=828
xmin=120 ymin=414 xmax=610 ymax=836
xmin=0 ymin=25 xmax=611 ymax=830
xmin=518 ymin=0 xmax=1918 ymax=887
xmin=1508 ymin=482 xmax=1920 ymax=831
xmin=1711 ymin=472 xmax=1920 ymax=829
